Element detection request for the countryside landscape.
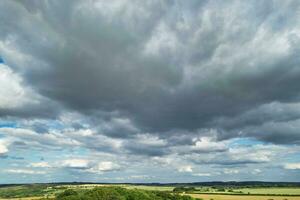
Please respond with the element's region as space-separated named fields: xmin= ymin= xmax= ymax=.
xmin=1 ymin=0 xmax=300 ymax=200
xmin=1 ymin=182 xmax=300 ymax=200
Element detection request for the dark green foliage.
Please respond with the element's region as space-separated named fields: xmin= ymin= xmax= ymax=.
xmin=56 ymin=189 xmax=79 ymax=199
xmin=173 ymin=187 xmax=196 ymax=193
xmin=56 ymin=187 xmax=199 ymax=200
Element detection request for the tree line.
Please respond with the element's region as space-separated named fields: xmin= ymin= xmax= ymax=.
xmin=55 ymin=187 xmax=202 ymax=200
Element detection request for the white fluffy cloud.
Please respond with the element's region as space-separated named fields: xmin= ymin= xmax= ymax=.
xmin=192 ymin=136 xmax=227 ymax=152
xmin=60 ymin=159 xmax=90 ymax=169
xmin=284 ymin=163 xmax=300 ymax=170
xmin=87 ymin=161 xmax=120 ymax=173
xmin=0 ymin=62 xmax=44 ymax=113
xmin=29 ymin=162 xmax=51 ymax=168
xmin=223 ymin=169 xmax=240 ymax=175
xmin=0 ymin=64 xmax=28 ymax=109
xmin=193 ymin=173 xmax=212 ymax=177
xmin=178 ymin=165 xmax=193 ymax=173
xmin=0 ymin=138 xmax=11 ymax=156
xmin=54 ymin=158 xmax=120 ymax=174
xmin=0 ymin=142 xmax=8 ymax=155
xmin=6 ymin=169 xmax=46 ymax=175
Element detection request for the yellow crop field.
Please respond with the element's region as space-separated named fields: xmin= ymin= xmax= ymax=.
xmin=234 ymin=188 xmax=300 ymax=195
xmin=189 ymin=194 xmax=300 ymax=200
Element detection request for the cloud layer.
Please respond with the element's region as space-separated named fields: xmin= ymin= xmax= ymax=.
xmin=0 ymin=0 xmax=300 ymax=183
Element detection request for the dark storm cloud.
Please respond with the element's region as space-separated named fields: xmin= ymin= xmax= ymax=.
xmin=197 ymin=159 xmax=268 ymax=166
xmin=244 ymin=120 xmax=300 ymax=144
xmin=0 ymin=99 xmax=62 ymax=119
xmin=125 ymin=144 xmax=169 ymax=157
xmin=1 ymin=0 xmax=300 ymax=145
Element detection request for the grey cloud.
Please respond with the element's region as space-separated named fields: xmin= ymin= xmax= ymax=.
xmin=214 ymin=102 xmax=300 ymax=130
xmin=123 ymin=134 xmax=170 ymax=157
xmin=124 ymin=144 xmax=169 ymax=157
xmin=214 ymin=102 xmax=300 ymax=143
xmin=0 ymin=127 xmax=81 ymax=151
xmin=0 ymin=100 xmax=62 ymax=119
xmin=205 ymin=159 xmax=268 ymax=166
xmin=0 ymin=0 xmax=300 ymax=147
xmin=187 ymin=144 xmax=288 ymax=167
xmin=244 ymin=119 xmax=300 ymax=144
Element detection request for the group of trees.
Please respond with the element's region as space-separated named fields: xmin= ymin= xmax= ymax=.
xmin=173 ymin=187 xmax=197 ymax=193
xmin=56 ymin=187 xmax=202 ymax=200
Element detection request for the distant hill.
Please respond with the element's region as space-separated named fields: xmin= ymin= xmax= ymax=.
xmin=1 ymin=181 xmax=300 ymax=188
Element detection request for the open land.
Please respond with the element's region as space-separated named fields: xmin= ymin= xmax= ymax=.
xmin=0 ymin=183 xmax=300 ymax=200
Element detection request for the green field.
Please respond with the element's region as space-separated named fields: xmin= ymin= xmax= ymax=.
xmin=122 ymin=185 xmax=174 ymax=191
xmin=48 ymin=184 xmax=174 ymax=191
xmin=233 ymin=188 xmax=300 ymax=195
xmin=1 ymin=184 xmax=300 ymax=200
xmin=189 ymin=193 xmax=300 ymax=200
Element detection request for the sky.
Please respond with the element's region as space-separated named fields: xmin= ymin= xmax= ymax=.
xmin=0 ymin=0 xmax=300 ymax=184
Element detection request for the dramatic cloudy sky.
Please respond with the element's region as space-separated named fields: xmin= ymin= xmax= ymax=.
xmin=1 ymin=0 xmax=300 ymax=183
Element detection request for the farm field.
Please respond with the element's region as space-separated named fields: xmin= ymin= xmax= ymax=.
xmin=1 ymin=184 xmax=300 ymax=200
xmin=189 ymin=193 xmax=300 ymax=200
xmin=47 ymin=184 xmax=174 ymax=191
xmin=54 ymin=184 xmax=300 ymax=195
xmin=121 ymin=184 xmax=174 ymax=191
xmin=232 ymin=188 xmax=300 ymax=195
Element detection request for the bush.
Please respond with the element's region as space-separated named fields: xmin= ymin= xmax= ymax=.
xmin=173 ymin=187 xmax=196 ymax=193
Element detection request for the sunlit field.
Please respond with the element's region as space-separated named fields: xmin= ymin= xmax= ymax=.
xmin=56 ymin=184 xmax=174 ymax=191
xmin=189 ymin=193 xmax=300 ymax=200
xmin=1 ymin=184 xmax=300 ymax=200
xmin=233 ymin=188 xmax=300 ymax=195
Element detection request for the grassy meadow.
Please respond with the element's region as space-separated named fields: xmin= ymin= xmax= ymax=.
xmin=189 ymin=193 xmax=300 ymax=200
xmin=232 ymin=188 xmax=300 ymax=195
xmin=0 ymin=183 xmax=300 ymax=200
